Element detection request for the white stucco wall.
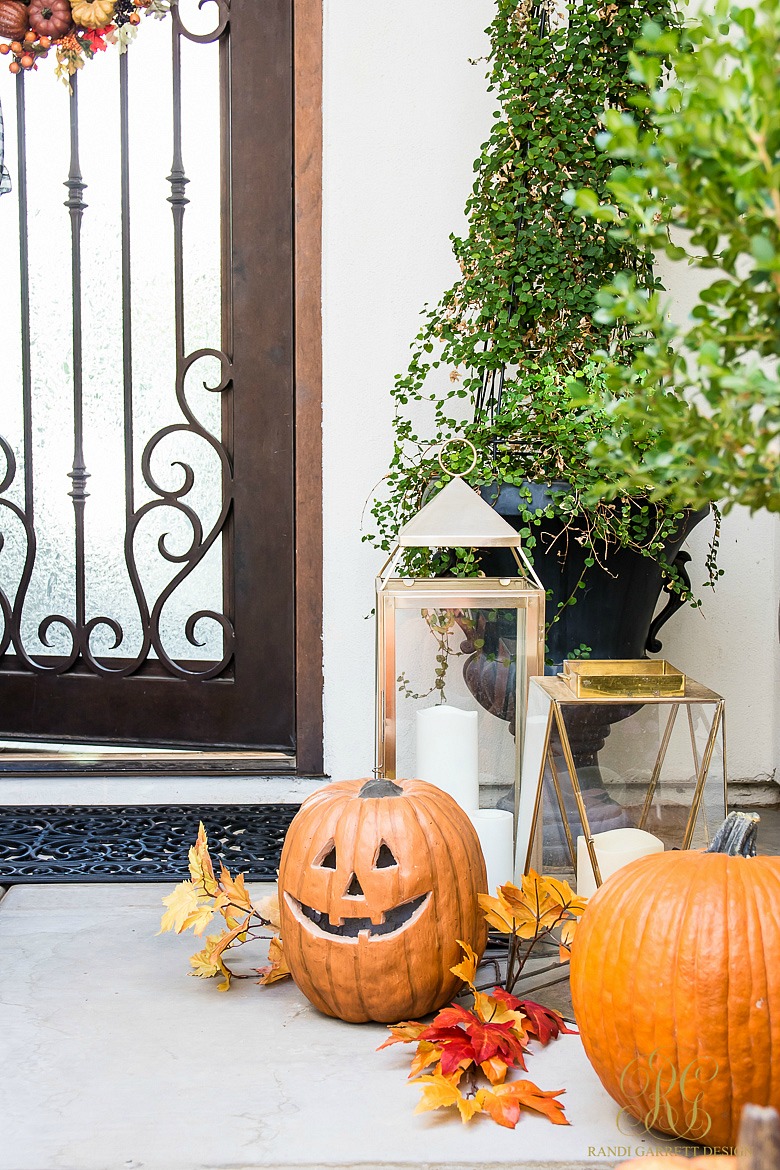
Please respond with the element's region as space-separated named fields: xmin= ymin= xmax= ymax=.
xmin=322 ymin=0 xmax=780 ymax=794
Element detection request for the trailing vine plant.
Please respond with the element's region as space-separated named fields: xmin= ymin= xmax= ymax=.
xmin=367 ymin=0 xmax=720 ymax=646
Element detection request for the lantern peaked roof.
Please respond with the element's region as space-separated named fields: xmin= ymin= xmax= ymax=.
xmin=398 ymin=475 xmax=524 ymax=548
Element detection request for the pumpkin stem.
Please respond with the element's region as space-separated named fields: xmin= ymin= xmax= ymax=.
xmin=358 ymin=777 xmax=403 ymax=799
xmin=705 ymin=811 xmax=759 ymax=857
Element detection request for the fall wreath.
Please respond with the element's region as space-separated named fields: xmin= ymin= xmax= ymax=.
xmin=0 ymin=0 xmax=171 ymax=82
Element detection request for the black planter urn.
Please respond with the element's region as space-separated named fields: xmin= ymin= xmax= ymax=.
xmin=466 ymin=481 xmax=709 ymax=854
xmin=478 ymin=480 xmax=709 ymax=668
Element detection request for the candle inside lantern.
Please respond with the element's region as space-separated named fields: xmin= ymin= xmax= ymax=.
xmin=469 ymin=808 xmax=514 ymax=895
xmin=416 ymin=705 xmax=479 ymax=811
xmin=576 ymin=827 xmax=664 ymax=898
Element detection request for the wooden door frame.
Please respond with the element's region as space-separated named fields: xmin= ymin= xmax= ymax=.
xmin=293 ymin=0 xmax=324 ymax=777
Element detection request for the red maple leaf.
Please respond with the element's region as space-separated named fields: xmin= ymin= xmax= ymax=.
xmin=81 ymin=25 xmax=115 ymax=52
xmin=424 ymin=1004 xmax=475 ymax=1031
xmin=465 ymin=1018 xmax=528 ymax=1067
xmin=418 ymin=1024 xmax=477 ymax=1075
xmin=513 ymin=997 xmax=577 ymax=1045
xmin=420 ymin=1003 xmax=529 ymax=1076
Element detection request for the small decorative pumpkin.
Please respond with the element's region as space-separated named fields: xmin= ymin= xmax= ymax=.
xmin=28 ymin=0 xmax=74 ymax=38
xmin=0 ymin=1 xmax=30 ymax=40
xmin=70 ymin=0 xmax=114 ymax=28
xmin=571 ymin=813 xmax=780 ymax=1147
xmin=278 ymin=776 xmax=489 ymax=1024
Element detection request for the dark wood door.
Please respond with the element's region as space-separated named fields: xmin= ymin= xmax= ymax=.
xmin=0 ymin=1 xmax=296 ymax=751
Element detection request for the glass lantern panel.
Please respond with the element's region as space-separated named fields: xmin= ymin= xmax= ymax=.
xmin=526 ymin=693 xmax=726 ymax=887
xmin=391 ymin=600 xmax=524 ymax=813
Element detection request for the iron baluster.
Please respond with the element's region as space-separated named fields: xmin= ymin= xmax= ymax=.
xmin=64 ymin=73 xmax=89 ymax=634
xmin=2 ymin=72 xmax=38 ymax=665
xmin=16 ymin=72 xmax=32 ymax=523
xmin=168 ymin=12 xmax=189 ymax=363
xmin=120 ymin=51 xmax=134 ymax=524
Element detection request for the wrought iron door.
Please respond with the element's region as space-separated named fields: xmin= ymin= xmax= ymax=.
xmin=0 ymin=1 xmax=296 ymax=752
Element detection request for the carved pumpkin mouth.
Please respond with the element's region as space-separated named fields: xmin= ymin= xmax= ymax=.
xmin=284 ymin=891 xmax=430 ymax=942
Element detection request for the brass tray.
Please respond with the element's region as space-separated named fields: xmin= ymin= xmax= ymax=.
xmin=561 ymin=659 xmax=685 ymax=698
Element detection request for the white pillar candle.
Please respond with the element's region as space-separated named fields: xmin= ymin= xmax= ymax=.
xmin=416 ymin=705 xmax=479 ymax=811
xmin=469 ymin=809 xmax=514 ymax=895
xmin=577 ymin=827 xmax=664 ymax=898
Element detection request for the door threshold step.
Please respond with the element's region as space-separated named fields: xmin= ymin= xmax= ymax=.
xmin=0 ymin=774 xmax=327 ymax=807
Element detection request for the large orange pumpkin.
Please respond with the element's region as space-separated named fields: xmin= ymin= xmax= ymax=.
xmin=571 ymin=813 xmax=780 ymax=1147
xmin=278 ymin=776 xmax=488 ymax=1024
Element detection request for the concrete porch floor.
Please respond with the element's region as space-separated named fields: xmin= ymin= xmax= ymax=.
xmin=2 ymin=808 xmax=777 ymax=1170
xmin=0 ymin=881 xmax=658 ymax=1170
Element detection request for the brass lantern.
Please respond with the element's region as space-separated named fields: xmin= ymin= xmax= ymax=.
xmin=375 ymin=450 xmax=545 ymax=862
xmin=516 ymin=662 xmax=728 ymax=895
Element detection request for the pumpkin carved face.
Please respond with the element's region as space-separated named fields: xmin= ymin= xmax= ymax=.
xmin=279 ymin=776 xmax=488 ymax=1023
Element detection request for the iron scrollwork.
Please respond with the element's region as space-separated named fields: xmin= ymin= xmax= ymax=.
xmin=174 ymin=0 xmax=231 ymax=44
xmin=0 ymin=8 xmax=235 ymax=680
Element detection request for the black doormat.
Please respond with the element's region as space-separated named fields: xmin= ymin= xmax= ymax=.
xmin=0 ymin=804 xmax=300 ymax=884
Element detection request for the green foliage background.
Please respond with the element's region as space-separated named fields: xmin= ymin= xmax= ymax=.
xmin=567 ymin=0 xmax=780 ymax=514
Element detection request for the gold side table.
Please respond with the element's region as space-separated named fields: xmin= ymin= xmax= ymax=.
xmin=516 ymin=665 xmax=727 ymax=891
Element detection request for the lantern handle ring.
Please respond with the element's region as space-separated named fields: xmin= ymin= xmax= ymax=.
xmin=438 ymin=437 xmax=478 ymax=479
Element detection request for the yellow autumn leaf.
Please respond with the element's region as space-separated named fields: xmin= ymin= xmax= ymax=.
xmin=211 ymin=915 xmax=251 ymax=956
xmin=473 ymin=990 xmax=530 ymax=1040
xmin=254 ymin=891 xmax=282 ymax=929
xmin=188 ymin=822 xmax=218 ymax=896
xmin=409 ymin=1041 xmax=442 ymax=1079
xmin=493 ymin=873 xmax=585 ymax=937
xmin=530 ymin=875 xmax=586 ymax=930
xmin=216 ymin=864 xmax=253 ymax=913
xmin=539 ymin=874 xmax=583 ymax=911
xmin=159 ymin=880 xmax=215 ymax=937
xmin=559 ymin=916 xmax=579 ymax=960
xmin=477 ymin=1080 xmax=569 ymax=1128
xmin=376 ymin=1020 xmax=427 ymax=1050
xmin=256 ymin=935 xmax=292 ymax=985
xmin=413 ymin=1074 xmax=482 ymax=1124
xmin=450 ymin=939 xmax=479 ymax=988
xmin=502 ymin=875 xmax=554 ymax=922
xmin=477 ymin=892 xmax=516 ymax=934
xmin=189 ymin=933 xmax=232 ymax=991
xmin=480 ymin=1056 xmax=510 ymax=1085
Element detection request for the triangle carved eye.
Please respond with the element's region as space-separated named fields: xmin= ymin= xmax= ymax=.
xmin=315 ymin=842 xmax=337 ymax=870
xmin=374 ymin=842 xmax=397 ymax=869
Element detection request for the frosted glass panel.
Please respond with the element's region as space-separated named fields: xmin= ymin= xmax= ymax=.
xmin=0 ymin=12 xmax=226 ymax=670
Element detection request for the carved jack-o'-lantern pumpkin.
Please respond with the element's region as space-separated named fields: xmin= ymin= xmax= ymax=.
xmin=278 ymin=776 xmax=489 ymax=1024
